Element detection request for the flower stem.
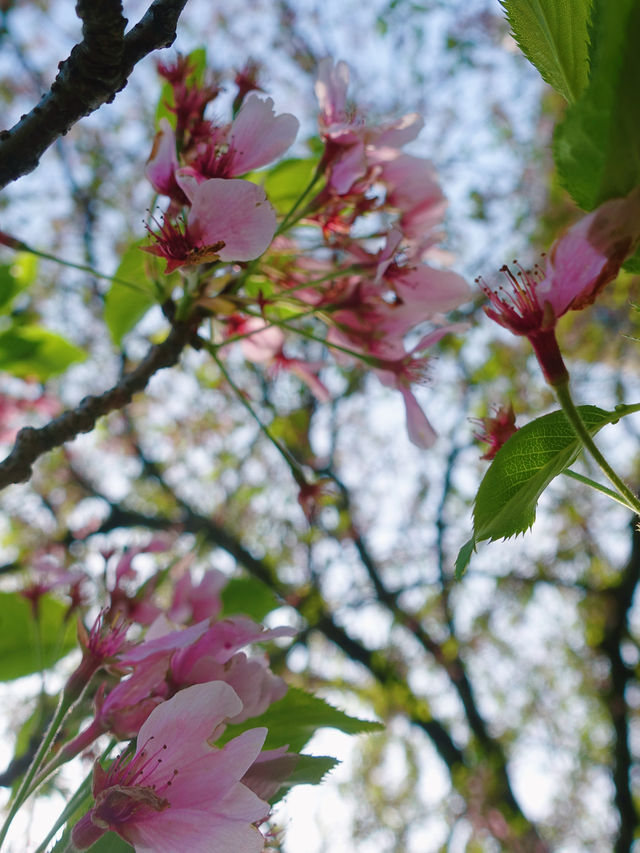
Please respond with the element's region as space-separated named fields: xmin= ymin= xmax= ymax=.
xmin=562 ymin=469 xmax=634 ymax=510
xmin=8 ymin=238 xmax=151 ymax=295
xmin=555 ymin=381 xmax=640 ymax=515
xmin=33 ymin=739 xmax=117 ymax=853
xmin=0 ymin=691 xmax=73 ymax=849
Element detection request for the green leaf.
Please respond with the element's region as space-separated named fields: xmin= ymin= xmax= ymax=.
xmin=0 ymin=325 xmax=85 ymax=379
xmin=220 ymin=576 xmax=281 ymax=621
xmin=472 ymin=404 xmax=639 ymax=544
xmin=104 ymin=241 xmax=170 ymax=346
xmin=454 ymin=537 xmax=476 ymax=581
xmin=554 ymin=0 xmax=640 ymax=209
xmin=500 ymin=0 xmax=592 ymax=102
xmin=218 ymin=687 xmax=383 ymax=753
xmin=262 ymin=157 xmax=320 ymax=214
xmin=0 ymin=592 xmax=77 ymax=681
xmin=0 ymin=253 xmax=38 ymax=314
xmin=0 ymin=265 xmax=23 ymax=313
xmin=269 ymin=754 xmax=339 ymax=805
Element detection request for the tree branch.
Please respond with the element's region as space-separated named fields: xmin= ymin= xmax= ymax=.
xmin=0 ymin=320 xmax=195 ymax=490
xmin=598 ymin=519 xmax=640 ymax=852
xmin=0 ymin=0 xmax=189 ymax=189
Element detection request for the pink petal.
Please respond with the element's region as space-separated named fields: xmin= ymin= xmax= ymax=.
xmin=145 ymin=119 xmax=182 ymax=199
xmin=538 ymin=189 xmax=640 ymax=316
xmin=285 ymin=359 xmax=331 ymax=402
xmin=391 ymin=266 xmax=471 ymax=315
xmin=399 ymin=386 xmax=437 ymax=448
xmin=119 ymin=619 xmax=210 ymax=665
xmin=188 ymin=178 xmax=277 ymax=261
xmin=373 ymin=112 xmax=424 ymax=148
xmin=241 ymin=746 xmax=299 ymax=801
xmin=167 ymin=728 xmax=268 ymax=808
xmin=239 ymin=318 xmax=285 ymax=363
xmin=137 ymin=681 xmax=243 ymax=763
xmin=315 ymin=58 xmax=350 ymax=126
xmin=329 ymin=141 xmax=367 ymax=194
xmin=126 ymin=808 xmax=266 ymax=853
xmin=229 ymin=95 xmax=299 ymax=174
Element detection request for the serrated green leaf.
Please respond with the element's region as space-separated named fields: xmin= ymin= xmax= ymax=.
xmin=263 ymin=157 xmax=320 ymax=215
xmin=473 ymin=404 xmax=640 ymax=543
xmin=554 ymin=0 xmax=640 ymax=209
xmin=0 ymin=325 xmax=85 ymax=379
xmin=220 ymin=576 xmax=281 ymax=621
xmin=269 ymin=754 xmax=339 ymax=805
xmin=500 ymin=0 xmax=592 ymax=102
xmin=218 ymin=687 xmax=383 ymax=753
xmin=0 ymin=592 xmax=77 ymax=681
xmin=104 ymin=241 xmax=170 ymax=346
xmin=454 ymin=537 xmax=476 ymax=581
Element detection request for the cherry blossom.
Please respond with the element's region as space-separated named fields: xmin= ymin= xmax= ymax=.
xmin=71 ymin=682 xmax=269 ymax=853
xmin=473 ymin=404 xmax=519 ymax=460
xmin=185 ymin=94 xmax=299 ymax=181
xmin=480 ymin=188 xmax=640 ymax=384
xmin=144 ymin=177 xmax=277 ymax=271
xmin=314 ymin=58 xmax=423 ymax=195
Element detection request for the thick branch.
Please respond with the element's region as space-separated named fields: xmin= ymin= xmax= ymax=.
xmin=599 ymin=520 xmax=640 ymax=853
xmin=0 ymin=0 xmax=189 ymax=189
xmin=0 ymin=320 xmax=194 ymax=490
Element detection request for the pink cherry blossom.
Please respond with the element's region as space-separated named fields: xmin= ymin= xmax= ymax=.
xmin=226 ymin=315 xmax=330 ymax=401
xmin=168 ymin=569 xmax=227 ymax=624
xmin=71 ymin=682 xmax=269 ymax=853
xmin=473 ymin=404 xmax=519 ymax=460
xmin=314 ymin=58 xmax=423 ymax=195
xmin=182 ymin=95 xmax=299 ymax=182
xmin=482 ymin=189 xmax=640 ymax=336
xmin=144 ymin=177 xmax=277 ymax=271
xmin=480 ymin=188 xmax=640 ymax=384
xmin=376 ymin=152 xmax=448 ymax=241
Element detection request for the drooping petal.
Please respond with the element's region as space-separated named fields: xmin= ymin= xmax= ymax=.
xmin=188 ymin=178 xmax=277 ymax=261
xmin=399 ymin=386 xmax=437 ymax=448
xmin=229 ymin=95 xmax=299 ymax=174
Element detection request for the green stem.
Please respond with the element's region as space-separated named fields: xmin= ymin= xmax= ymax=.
xmin=15 ymin=241 xmax=151 ymax=295
xmin=562 ymin=469 xmax=635 ymax=510
xmin=0 ymin=691 xmax=74 ymax=849
xmin=555 ymin=381 xmax=640 ymax=515
xmin=208 ymin=347 xmax=307 ymax=486
xmin=33 ymin=739 xmax=117 ymax=853
xmin=275 ymin=162 xmax=325 ymax=236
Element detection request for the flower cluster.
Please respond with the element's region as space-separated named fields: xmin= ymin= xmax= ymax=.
xmin=143 ymin=55 xmax=470 ymax=448
xmin=144 ymin=56 xmax=299 ymax=270
xmin=52 ymin=550 xmax=296 ymax=853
